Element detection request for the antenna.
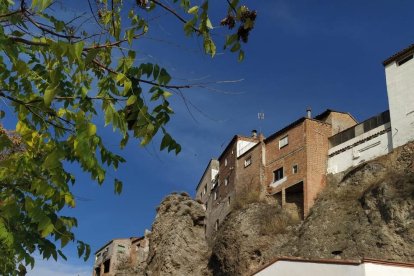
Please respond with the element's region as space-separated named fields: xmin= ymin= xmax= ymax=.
xmin=258 ymin=111 xmax=265 ymax=134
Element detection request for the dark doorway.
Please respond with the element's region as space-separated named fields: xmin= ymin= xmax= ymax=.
xmin=285 ymin=182 xmax=304 ymax=220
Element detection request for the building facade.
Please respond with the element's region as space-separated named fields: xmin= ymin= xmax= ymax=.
xmin=196 ymin=44 xmax=414 ymax=239
xmin=93 ymin=234 xmax=149 ymax=276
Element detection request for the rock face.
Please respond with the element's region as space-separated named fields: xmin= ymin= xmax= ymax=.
xmin=206 ymin=142 xmax=414 ymax=275
xmin=289 ymin=142 xmax=414 ymax=261
xmin=141 ymin=143 xmax=414 ymax=276
xmin=145 ymin=193 xmax=210 ymax=276
xmin=209 ymin=203 xmax=299 ymax=276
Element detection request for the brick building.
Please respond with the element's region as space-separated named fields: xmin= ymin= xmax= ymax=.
xmin=264 ymin=110 xmax=356 ymax=218
xmin=196 ymin=110 xmax=356 ymax=239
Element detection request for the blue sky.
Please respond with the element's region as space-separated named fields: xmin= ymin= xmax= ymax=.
xmin=3 ymin=0 xmax=411 ymax=274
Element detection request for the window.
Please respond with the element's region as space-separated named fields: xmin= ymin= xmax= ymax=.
xmin=203 ymin=185 xmax=207 ymax=195
xmin=292 ymin=164 xmax=298 ymax=174
xmin=228 ymin=196 xmax=231 ymax=206
xmin=224 ymin=176 xmax=229 ymax=186
xmin=215 ymin=220 xmax=219 ymax=231
xmin=213 ymin=192 xmax=217 ymax=200
xmin=279 ymin=136 xmax=288 ymax=148
xmin=244 ymin=156 xmax=252 ymax=167
xmin=103 ymin=259 xmax=110 ymax=273
xmin=224 ymin=158 xmax=228 ymax=166
xmin=273 ymin=167 xmax=284 ymax=182
xmin=117 ymin=244 xmax=126 ymax=253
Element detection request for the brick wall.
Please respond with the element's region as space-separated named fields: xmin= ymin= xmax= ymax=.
xmin=265 ymin=121 xmax=307 ymax=194
xmin=304 ymin=119 xmax=332 ymax=215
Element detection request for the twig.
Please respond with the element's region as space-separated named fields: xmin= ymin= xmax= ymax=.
xmin=89 ymin=57 xmax=191 ymax=90
xmin=226 ymin=0 xmax=237 ymax=14
xmin=150 ymin=0 xmax=201 ymax=34
xmin=23 ymin=10 xmax=80 ymax=40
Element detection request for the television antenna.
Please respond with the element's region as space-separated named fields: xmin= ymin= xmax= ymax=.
xmin=258 ymin=111 xmax=265 ymax=134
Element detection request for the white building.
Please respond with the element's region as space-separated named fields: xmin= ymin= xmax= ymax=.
xmin=384 ymin=44 xmax=414 ymax=149
xmin=253 ymin=257 xmax=414 ymax=276
xmin=327 ymin=44 xmax=414 ymax=174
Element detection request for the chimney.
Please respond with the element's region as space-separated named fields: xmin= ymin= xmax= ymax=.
xmin=251 ymin=129 xmax=258 ymax=138
xmin=306 ymin=107 xmax=312 ymax=119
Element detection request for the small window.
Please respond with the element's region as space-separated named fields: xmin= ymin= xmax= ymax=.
xmin=397 ymin=54 xmax=413 ymax=66
xmin=279 ymin=136 xmax=289 ymax=148
xmin=273 ymin=167 xmax=284 ymax=182
xmin=117 ymin=244 xmax=126 ymax=253
xmin=103 ymin=259 xmax=110 ymax=273
xmin=244 ymin=156 xmax=252 ymax=167
xmin=224 ymin=158 xmax=228 ymax=166
xmin=203 ymin=185 xmax=207 ymax=195
xmin=224 ymin=176 xmax=229 ymax=186
xmin=228 ymin=196 xmax=231 ymax=206
xmin=215 ymin=220 xmax=219 ymax=231
xmin=213 ymin=192 xmax=217 ymax=200
xmin=292 ymin=165 xmax=298 ymax=174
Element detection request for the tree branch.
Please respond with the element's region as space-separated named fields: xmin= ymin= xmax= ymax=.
xmin=9 ymin=36 xmax=49 ymax=46
xmin=150 ymin=0 xmax=201 ymax=34
xmin=90 ymin=57 xmax=191 ymax=89
xmin=83 ymin=32 xmax=145 ymax=50
xmin=23 ymin=11 xmax=80 ymax=40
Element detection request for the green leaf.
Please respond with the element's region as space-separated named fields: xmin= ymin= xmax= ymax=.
xmin=238 ymin=50 xmax=245 ymax=62
xmin=127 ymin=95 xmax=137 ymax=106
xmin=206 ymin=18 xmax=213 ymax=29
xmin=44 ymin=84 xmax=59 ymax=106
xmin=187 ymin=5 xmax=199 ymax=14
xmin=203 ymin=36 xmax=216 ymax=57
xmin=158 ymin=68 xmax=171 ymax=85
xmin=42 ymin=149 xmax=63 ymax=170
xmin=87 ymin=123 xmax=97 ymax=136
xmin=114 ymin=179 xmax=123 ymax=195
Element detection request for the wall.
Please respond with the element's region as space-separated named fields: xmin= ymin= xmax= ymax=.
xmin=324 ymin=112 xmax=357 ymax=135
xmin=253 ymin=260 xmax=414 ymax=276
xmin=265 ymin=121 xmax=307 ymax=194
xmin=254 ymin=260 xmax=362 ymax=276
xmin=235 ymin=142 xmax=264 ymax=200
xmin=237 ymin=140 xmax=257 ymax=157
xmin=195 ymin=159 xmax=219 ymax=204
xmin=385 ymin=49 xmax=414 ymax=148
xmin=364 ymin=263 xmax=414 ymax=276
xmin=305 ymin=120 xmax=332 ymax=216
xmin=327 ymin=123 xmax=392 ymax=174
xmin=94 ymin=239 xmax=132 ymax=276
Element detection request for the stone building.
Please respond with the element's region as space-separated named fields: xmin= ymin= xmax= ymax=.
xmin=93 ymin=234 xmax=149 ymax=276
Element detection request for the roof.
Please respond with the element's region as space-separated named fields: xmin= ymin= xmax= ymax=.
xmin=217 ymin=135 xmax=258 ymax=161
xmin=251 ymin=256 xmax=414 ymax=275
xmin=94 ymin=237 xmax=140 ymax=254
xmin=383 ymin=44 xmax=414 ymax=66
xmin=264 ymin=109 xmax=356 ymax=143
xmin=264 ymin=117 xmax=306 ymax=143
xmin=314 ymin=109 xmax=358 ymax=123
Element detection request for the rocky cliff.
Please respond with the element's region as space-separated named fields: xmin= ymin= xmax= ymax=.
xmin=138 ymin=143 xmax=414 ymax=275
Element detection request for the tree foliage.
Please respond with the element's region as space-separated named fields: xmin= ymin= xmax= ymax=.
xmin=0 ymin=0 xmax=256 ymax=274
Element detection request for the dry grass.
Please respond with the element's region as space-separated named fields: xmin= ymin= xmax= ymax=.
xmin=258 ymin=207 xmax=299 ymax=236
xmin=231 ymin=184 xmax=261 ymax=210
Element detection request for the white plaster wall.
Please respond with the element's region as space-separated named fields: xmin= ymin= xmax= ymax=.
xmin=254 ymin=261 xmax=363 ymax=276
xmin=237 ymin=141 xmax=257 ymax=157
xmin=327 ymin=123 xmax=392 ymax=174
xmin=385 ymin=54 xmax=414 ymax=148
xmin=364 ymin=263 xmax=414 ymax=276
